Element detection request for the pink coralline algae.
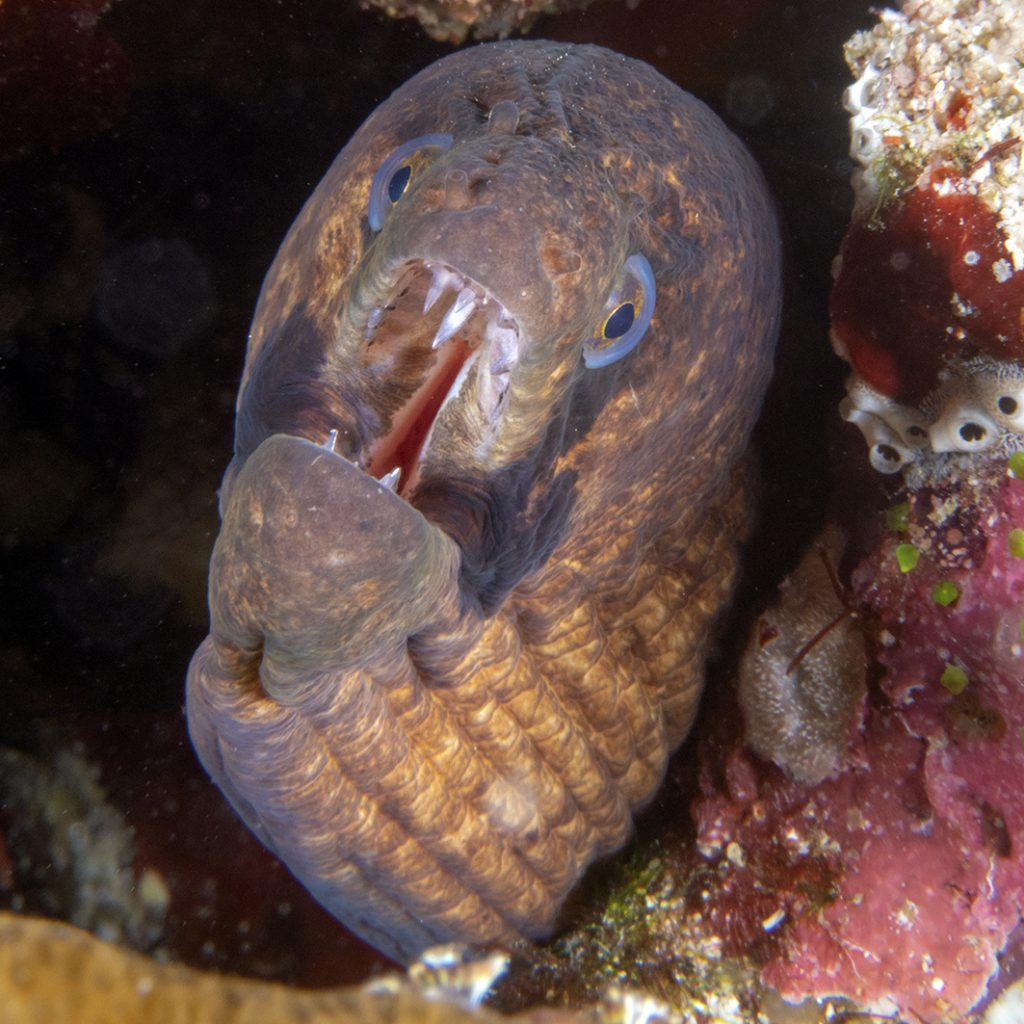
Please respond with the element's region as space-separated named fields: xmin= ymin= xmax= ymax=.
xmin=696 ymin=459 xmax=1024 ymax=1021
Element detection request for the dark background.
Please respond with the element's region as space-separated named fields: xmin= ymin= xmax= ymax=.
xmin=0 ymin=0 xmax=873 ymax=986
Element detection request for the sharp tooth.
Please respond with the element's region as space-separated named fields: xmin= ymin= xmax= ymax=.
xmin=432 ymin=287 xmax=477 ymax=348
xmin=423 ymin=270 xmax=453 ymax=314
xmin=323 ymin=428 xmax=339 ymax=452
xmin=489 ymin=330 xmax=517 ymax=373
xmin=485 ymin=308 xmax=519 ymax=373
xmin=379 ymin=467 xmax=401 ymax=491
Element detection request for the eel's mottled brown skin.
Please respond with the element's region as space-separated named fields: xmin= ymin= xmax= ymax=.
xmin=186 ymin=40 xmax=781 ymax=963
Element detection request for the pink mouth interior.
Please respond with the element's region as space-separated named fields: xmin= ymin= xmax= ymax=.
xmin=356 ymin=259 xmax=519 ymax=498
xmin=364 ymin=337 xmax=474 ymax=495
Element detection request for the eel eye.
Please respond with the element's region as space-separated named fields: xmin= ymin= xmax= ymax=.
xmin=582 ymin=253 xmax=656 ymax=369
xmin=603 ymin=302 xmax=635 ymax=340
xmin=387 ymin=164 xmax=412 ymax=204
xmin=368 ymin=133 xmax=453 ymax=232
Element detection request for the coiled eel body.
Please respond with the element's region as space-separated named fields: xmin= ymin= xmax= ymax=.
xmin=186 ymin=40 xmax=781 ymax=963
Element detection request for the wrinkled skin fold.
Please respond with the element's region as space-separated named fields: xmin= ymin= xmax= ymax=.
xmin=186 ymin=40 xmax=782 ymax=962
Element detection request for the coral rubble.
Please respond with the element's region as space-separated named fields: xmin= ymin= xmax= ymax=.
xmin=356 ymin=0 xmax=602 ymax=42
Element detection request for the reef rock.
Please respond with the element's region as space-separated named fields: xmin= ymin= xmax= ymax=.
xmin=833 ymin=0 xmax=1024 ymax=471
xmin=694 ymin=1 xmax=1024 ymax=1019
xmin=0 ymin=911 xmax=579 ymax=1024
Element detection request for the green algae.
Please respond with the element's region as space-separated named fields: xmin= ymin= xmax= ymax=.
xmin=931 ymin=580 xmax=960 ymax=606
xmin=895 ymin=543 xmax=920 ymax=573
xmin=940 ymin=663 xmax=969 ymax=695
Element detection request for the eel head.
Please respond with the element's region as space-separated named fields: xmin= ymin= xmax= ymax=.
xmin=187 ymin=41 xmax=781 ymax=962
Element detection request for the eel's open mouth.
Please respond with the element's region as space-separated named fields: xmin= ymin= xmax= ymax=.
xmin=352 ymin=259 xmax=522 ymax=498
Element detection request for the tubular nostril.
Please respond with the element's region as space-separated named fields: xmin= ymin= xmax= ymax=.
xmin=438 ymin=167 xmax=496 ymax=210
xmin=442 ymin=168 xmax=473 ymax=210
xmin=487 ymin=99 xmax=519 ymax=135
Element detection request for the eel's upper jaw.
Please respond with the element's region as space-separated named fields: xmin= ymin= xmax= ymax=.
xmin=343 ymin=257 xmax=525 ymax=501
xmin=220 ymin=258 xmax=527 ymax=523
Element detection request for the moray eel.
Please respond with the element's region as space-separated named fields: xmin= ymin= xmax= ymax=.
xmin=186 ymin=40 xmax=781 ymax=963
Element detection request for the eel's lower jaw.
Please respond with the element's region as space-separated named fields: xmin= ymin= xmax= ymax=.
xmin=352 ymin=258 xmax=523 ymax=499
xmin=209 ymin=432 xmax=465 ymax=685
